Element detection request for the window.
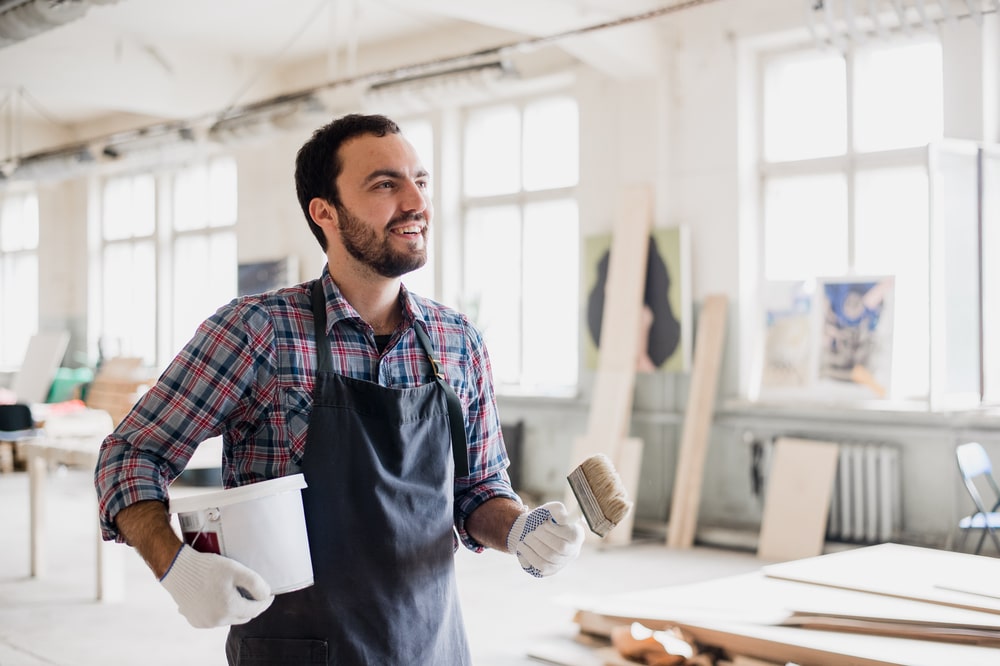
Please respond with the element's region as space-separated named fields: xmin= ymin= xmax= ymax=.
xmin=758 ymin=38 xmax=943 ymax=403
xmin=461 ymin=96 xmax=579 ymax=394
xmin=169 ymin=159 xmax=238 ymax=356
xmin=100 ymin=174 xmax=157 ymax=364
xmin=397 ymin=117 xmax=435 ymax=299
xmin=97 ymin=157 xmax=237 ymax=367
xmin=0 ymin=192 xmax=39 ymax=368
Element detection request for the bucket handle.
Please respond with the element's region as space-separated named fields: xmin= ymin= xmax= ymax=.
xmin=187 ymin=507 xmax=221 ymax=552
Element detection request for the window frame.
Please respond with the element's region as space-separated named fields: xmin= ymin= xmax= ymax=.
xmin=0 ymin=189 xmax=40 ymax=369
xmin=91 ymin=156 xmax=238 ymax=369
xmin=458 ymin=92 xmax=581 ymax=396
xmin=753 ymin=34 xmax=953 ymax=408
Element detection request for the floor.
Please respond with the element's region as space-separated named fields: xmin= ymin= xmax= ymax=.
xmin=0 ymin=467 xmax=764 ymax=666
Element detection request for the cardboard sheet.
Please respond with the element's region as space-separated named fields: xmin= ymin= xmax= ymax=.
xmin=757 ymin=437 xmax=839 ymax=562
xmin=763 ymin=542 xmax=1000 ymax=614
xmin=12 ymin=331 xmax=70 ymax=404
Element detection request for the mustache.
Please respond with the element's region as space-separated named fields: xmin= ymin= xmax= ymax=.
xmin=387 ymin=211 xmax=426 ymax=228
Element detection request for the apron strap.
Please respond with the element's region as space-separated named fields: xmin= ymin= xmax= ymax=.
xmin=413 ymin=322 xmax=470 ymax=479
xmin=311 ymin=282 xmax=469 ymax=478
xmin=311 ymin=283 xmax=335 ymax=373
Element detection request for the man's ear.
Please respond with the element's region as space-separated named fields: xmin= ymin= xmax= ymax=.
xmin=309 ymin=198 xmax=338 ymax=231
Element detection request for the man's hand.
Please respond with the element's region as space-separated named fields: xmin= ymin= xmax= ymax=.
xmin=160 ymin=545 xmax=274 ymax=628
xmin=506 ymin=501 xmax=584 ymax=578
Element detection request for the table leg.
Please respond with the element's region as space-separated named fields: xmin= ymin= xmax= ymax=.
xmin=28 ymin=454 xmax=47 ymax=578
xmin=96 ymin=520 xmax=125 ymax=602
xmin=0 ymin=441 xmax=13 ymax=473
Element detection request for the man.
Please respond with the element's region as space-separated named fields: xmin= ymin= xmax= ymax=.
xmin=94 ymin=113 xmax=584 ymax=665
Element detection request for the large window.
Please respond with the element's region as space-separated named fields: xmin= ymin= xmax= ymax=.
xmin=396 ymin=117 xmax=435 ymax=299
xmin=168 ymin=159 xmax=238 ymax=356
xmin=758 ymin=37 xmax=943 ymax=403
xmin=461 ymin=96 xmax=580 ymax=394
xmin=0 ymin=192 xmax=39 ymax=368
xmin=97 ymin=157 xmax=237 ymax=367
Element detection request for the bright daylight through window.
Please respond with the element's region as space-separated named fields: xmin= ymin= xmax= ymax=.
xmin=462 ymin=95 xmax=580 ymax=395
xmin=97 ymin=157 xmax=237 ymax=367
xmin=0 ymin=192 xmax=39 ymax=368
xmin=758 ymin=38 xmax=946 ymax=405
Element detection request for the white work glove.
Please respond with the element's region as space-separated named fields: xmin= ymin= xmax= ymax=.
xmin=506 ymin=501 xmax=585 ymax=578
xmin=160 ymin=544 xmax=274 ymax=628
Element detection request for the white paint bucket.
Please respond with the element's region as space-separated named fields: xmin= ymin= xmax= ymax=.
xmin=169 ymin=474 xmax=313 ymax=594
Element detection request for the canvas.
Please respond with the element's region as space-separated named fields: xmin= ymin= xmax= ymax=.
xmin=815 ymin=276 xmax=895 ymax=399
xmin=754 ymin=280 xmax=814 ymax=400
xmin=583 ymin=227 xmax=691 ymax=373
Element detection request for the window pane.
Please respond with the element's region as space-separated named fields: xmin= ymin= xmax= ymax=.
xmin=174 ymin=164 xmax=209 ymax=231
xmin=854 ymin=41 xmax=943 ymax=152
xmin=464 ymin=105 xmax=520 ymax=197
xmin=522 ymin=199 xmax=578 ymax=389
xmin=208 ymin=158 xmax=237 ymax=228
xmin=984 ymin=149 xmax=1000 ymax=402
xmin=763 ymin=52 xmax=846 ymax=161
xmin=400 ymin=118 xmax=434 ymax=176
xmin=398 ymin=118 xmax=435 ymax=298
xmin=172 ymin=232 xmax=236 ymax=354
xmin=0 ymin=194 xmax=39 ymax=251
xmin=523 ymin=97 xmax=579 ymax=191
xmin=763 ymin=174 xmax=848 ymax=279
xmin=855 ymin=166 xmax=929 ymax=399
xmin=0 ymin=254 xmax=38 ymax=367
xmin=464 ymin=205 xmax=522 ymax=385
xmin=103 ymin=175 xmax=155 ymax=240
xmin=102 ymin=241 xmax=156 ymax=364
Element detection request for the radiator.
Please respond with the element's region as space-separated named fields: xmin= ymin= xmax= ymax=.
xmin=826 ymin=442 xmax=902 ymax=544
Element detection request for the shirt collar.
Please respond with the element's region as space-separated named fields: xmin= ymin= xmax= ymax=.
xmin=319 ymin=266 xmax=425 ymax=335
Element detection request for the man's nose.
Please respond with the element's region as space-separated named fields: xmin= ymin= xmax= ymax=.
xmin=400 ymin=180 xmax=428 ymax=213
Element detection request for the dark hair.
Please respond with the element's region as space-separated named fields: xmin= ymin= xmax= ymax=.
xmin=294 ymin=113 xmax=401 ymax=250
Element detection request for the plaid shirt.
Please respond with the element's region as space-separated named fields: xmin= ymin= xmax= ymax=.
xmin=95 ymin=268 xmax=518 ymax=551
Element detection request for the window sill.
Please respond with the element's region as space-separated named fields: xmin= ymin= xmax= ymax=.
xmin=719 ymin=398 xmax=1000 ymax=432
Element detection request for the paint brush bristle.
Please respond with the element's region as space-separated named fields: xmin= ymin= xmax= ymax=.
xmin=567 ymin=453 xmax=633 ymax=537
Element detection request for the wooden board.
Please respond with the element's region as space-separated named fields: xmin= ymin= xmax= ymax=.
xmin=757 ymin=437 xmax=840 ymax=562
xmin=565 ymin=185 xmax=652 ymax=547
xmin=85 ymin=357 xmax=149 ymax=426
xmin=763 ymin=542 xmax=1000 ymax=615
xmin=571 ymin=566 xmax=1000 ymax=666
xmin=570 ymin=184 xmax=652 ymax=468
xmin=666 ymin=295 xmax=728 ymax=549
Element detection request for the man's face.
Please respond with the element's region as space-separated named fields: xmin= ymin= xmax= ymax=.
xmin=332 ymin=133 xmax=432 ymax=279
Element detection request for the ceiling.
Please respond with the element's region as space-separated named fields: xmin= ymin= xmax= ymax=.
xmin=0 ymin=0 xmax=674 ymax=159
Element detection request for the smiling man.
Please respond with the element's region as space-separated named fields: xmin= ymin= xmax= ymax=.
xmin=94 ymin=113 xmax=584 ymax=665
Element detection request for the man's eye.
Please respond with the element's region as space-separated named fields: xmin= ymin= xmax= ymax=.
xmin=416 ymin=180 xmax=429 ymax=189
xmin=376 ymin=181 xmax=394 ymax=189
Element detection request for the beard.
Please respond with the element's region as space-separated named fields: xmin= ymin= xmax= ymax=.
xmin=335 ymin=203 xmax=428 ymax=279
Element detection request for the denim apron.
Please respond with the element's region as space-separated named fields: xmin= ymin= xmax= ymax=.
xmin=226 ymin=284 xmax=471 ymax=665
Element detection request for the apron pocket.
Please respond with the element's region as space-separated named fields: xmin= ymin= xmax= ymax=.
xmin=236 ymin=638 xmax=328 ymax=665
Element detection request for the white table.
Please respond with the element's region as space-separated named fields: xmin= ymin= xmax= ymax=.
xmin=20 ymin=425 xmax=225 ymax=603
xmin=19 ymin=434 xmax=126 ymax=602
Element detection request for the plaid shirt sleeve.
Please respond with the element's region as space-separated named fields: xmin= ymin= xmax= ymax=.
xmin=94 ymin=297 xmax=271 ymax=542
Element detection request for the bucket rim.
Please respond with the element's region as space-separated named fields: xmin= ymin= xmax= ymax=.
xmin=169 ymin=473 xmax=307 ymax=515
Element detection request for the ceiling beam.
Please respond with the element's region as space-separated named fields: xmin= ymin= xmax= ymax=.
xmin=409 ymin=0 xmax=667 ymax=78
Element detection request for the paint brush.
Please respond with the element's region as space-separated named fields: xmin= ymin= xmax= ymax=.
xmin=567 ymin=453 xmax=633 ymax=538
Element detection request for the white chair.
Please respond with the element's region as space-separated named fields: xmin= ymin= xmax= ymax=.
xmin=955 ymin=442 xmax=1000 ymax=555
